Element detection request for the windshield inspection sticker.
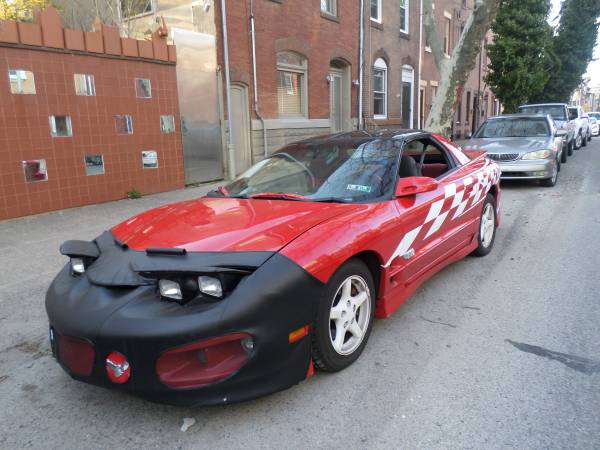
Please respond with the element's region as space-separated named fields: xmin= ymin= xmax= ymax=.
xmin=346 ymin=184 xmax=372 ymax=193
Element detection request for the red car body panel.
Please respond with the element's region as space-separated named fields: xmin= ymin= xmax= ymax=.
xmin=112 ymin=138 xmax=500 ymax=322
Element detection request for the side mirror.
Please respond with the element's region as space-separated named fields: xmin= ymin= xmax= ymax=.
xmin=568 ymin=111 xmax=577 ymax=120
xmin=555 ymin=129 xmax=568 ymax=137
xmin=395 ymin=177 xmax=439 ymax=197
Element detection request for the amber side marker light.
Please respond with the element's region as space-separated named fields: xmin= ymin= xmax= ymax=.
xmin=289 ymin=325 xmax=310 ymax=344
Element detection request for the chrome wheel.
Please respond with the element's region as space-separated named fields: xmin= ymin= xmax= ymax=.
xmin=480 ymin=202 xmax=495 ymax=249
xmin=329 ymin=275 xmax=371 ymax=355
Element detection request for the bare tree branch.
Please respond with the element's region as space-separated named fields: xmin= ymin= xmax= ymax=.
xmin=422 ymin=0 xmax=446 ymax=71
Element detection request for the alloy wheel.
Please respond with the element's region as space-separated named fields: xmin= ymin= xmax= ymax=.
xmin=480 ymin=203 xmax=495 ymax=249
xmin=329 ymin=275 xmax=371 ymax=355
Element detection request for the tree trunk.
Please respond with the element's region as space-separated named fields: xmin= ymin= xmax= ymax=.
xmin=424 ymin=0 xmax=501 ymax=134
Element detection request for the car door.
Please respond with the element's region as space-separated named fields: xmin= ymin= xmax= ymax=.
xmin=386 ymin=137 xmax=475 ymax=287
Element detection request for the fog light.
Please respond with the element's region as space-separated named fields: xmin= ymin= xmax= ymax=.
xmin=105 ymin=351 xmax=131 ymax=384
xmin=159 ymin=279 xmax=182 ymax=300
xmin=198 ymin=276 xmax=223 ymax=298
xmin=70 ymin=257 xmax=85 ymax=275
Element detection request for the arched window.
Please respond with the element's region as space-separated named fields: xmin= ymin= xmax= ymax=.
xmin=277 ymin=51 xmax=308 ymax=117
xmin=373 ymin=58 xmax=387 ymax=119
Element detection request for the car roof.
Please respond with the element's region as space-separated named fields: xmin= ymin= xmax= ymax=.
xmin=519 ymin=103 xmax=567 ymax=107
xmin=487 ymin=113 xmax=551 ymax=120
xmin=291 ymin=129 xmax=429 ymax=145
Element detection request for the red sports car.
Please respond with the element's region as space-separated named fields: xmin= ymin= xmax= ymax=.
xmin=46 ymin=131 xmax=501 ymax=405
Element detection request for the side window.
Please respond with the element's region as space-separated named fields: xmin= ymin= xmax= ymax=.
xmin=401 ymin=138 xmax=455 ymax=179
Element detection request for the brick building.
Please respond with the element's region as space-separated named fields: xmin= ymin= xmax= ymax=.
xmin=0 ymin=8 xmax=183 ymax=220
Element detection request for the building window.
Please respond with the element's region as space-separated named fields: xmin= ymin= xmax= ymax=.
xmin=22 ymin=159 xmax=47 ymax=182
xmin=74 ymin=74 xmax=95 ymax=96
xmin=466 ymin=91 xmax=471 ymax=124
xmin=321 ymin=0 xmax=336 ymax=15
xmin=49 ymin=115 xmax=72 ymax=137
xmin=9 ymin=69 xmax=35 ymax=94
xmin=370 ymin=0 xmax=382 ymax=23
xmin=135 ymin=78 xmax=152 ymax=98
xmin=115 ymin=115 xmax=133 ymax=134
xmin=160 ymin=115 xmax=176 ymax=133
xmin=142 ymin=150 xmax=158 ymax=169
xmin=401 ymin=65 xmax=414 ymax=128
xmin=121 ymin=0 xmax=153 ymax=19
xmin=400 ymin=0 xmax=409 ymax=33
xmin=443 ymin=17 xmax=451 ymax=55
xmin=373 ymin=58 xmax=387 ymax=119
xmin=84 ymin=154 xmax=105 ymax=176
xmin=277 ymin=51 xmax=307 ymax=117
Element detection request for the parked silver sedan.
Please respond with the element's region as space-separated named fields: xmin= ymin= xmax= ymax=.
xmin=464 ymin=114 xmax=566 ymax=187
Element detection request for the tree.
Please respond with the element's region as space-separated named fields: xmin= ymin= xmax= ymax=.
xmin=0 ymin=0 xmax=49 ymax=21
xmin=540 ymin=0 xmax=600 ymax=102
xmin=424 ymin=0 xmax=502 ymax=134
xmin=486 ymin=0 xmax=556 ymax=112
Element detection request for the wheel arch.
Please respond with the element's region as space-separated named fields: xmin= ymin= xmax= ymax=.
xmin=348 ymin=250 xmax=383 ymax=304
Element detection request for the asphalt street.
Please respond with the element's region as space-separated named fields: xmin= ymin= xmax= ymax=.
xmin=1 ymin=140 xmax=599 ymax=450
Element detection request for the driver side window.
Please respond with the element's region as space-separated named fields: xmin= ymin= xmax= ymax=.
xmin=401 ymin=138 xmax=454 ymax=179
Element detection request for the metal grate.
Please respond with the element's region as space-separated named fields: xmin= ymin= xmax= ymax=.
xmin=486 ymin=153 xmax=520 ymax=162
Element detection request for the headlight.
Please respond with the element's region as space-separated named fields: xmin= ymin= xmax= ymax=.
xmin=159 ymin=279 xmax=183 ymax=300
xmin=521 ymin=149 xmax=553 ymax=160
xmin=198 ymin=276 xmax=223 ymax=298
xmin=70 ymin=257 xmax=85 ymax=275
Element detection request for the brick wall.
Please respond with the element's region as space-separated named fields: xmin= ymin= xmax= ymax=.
xmin=0 ymin=8 xmax=184 ymax=220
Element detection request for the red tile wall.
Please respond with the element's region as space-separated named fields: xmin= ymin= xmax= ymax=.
xmin=0 ymin=46 xmax=184 ymax=220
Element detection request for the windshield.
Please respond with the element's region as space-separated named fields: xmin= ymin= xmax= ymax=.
xmin=221 ymin=139 xmax=402 ymax=203
xmin=519 ymin=105 xmax=566 ymax=121
xmin=474 ymin=118 xmax=551 ymax=138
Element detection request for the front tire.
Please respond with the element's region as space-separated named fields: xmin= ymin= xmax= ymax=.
xmin=582 ymin=131 xmax=588 ymax=147
xmin=472 ymin=194 xmax=497 ymax=257
xmin=540 ymin=160 xmax=559 ymax=187
xmin=560 ymin=145 xmax=567 ymax=163
xmin=567 ymin=140 xmax=574 ymax=156
xmin=576 ymin=132 xmax=583 ymax=149
xmin=311 ymin=259 xmax=375 ymax=372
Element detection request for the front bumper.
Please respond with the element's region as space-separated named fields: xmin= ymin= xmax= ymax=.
xmin=497 ymin=158 xmax=557 ymax=180
xmin=46 ymin=251 xmax=324 ymax=406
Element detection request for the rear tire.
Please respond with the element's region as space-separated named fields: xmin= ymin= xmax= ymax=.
xmin=471 ymin=194 xmax=497 ymax=257
xmin=576 ymin=132 xmax=583 ymax=149
xmin=311 ymin=259 xmax=376 ymax=372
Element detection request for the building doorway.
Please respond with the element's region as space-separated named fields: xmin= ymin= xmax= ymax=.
xmin=230 ymin=84 xmax=252 ymax=175
xmin=401 ymin=65 xmax=414 ymax=128
xmin=330 ymin=60 xmax=351 ymax=132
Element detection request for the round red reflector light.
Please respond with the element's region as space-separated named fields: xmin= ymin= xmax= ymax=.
xmin=105 ymin=351 xmax=131 ymax=384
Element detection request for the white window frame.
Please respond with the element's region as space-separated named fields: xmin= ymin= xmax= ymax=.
xmin=321 ymin=0 xmax=336 ymax=16
xmin=373 ymin=58 xmax=388 ymax=120
xmin=160 ymin=115 xmax=176 ymax=133
xmin=135 ymin=78 xmax=152 ymax=98
xmin=370 ymin=0 xmax=382 ymax=23
xmin=115 ymin=115 xmax=134 ymax=134
xmin=402 ymin=65 xmax=414 ymax=128
xmin=276 ymin=51 xmax=308 ymax=118
xmin=399 ymin=0 xmax=409 ymax=33
xmin=49 ymin=115 xmax=73 ymax=137
xmin=9 ymin=69 xmax=36 ymax=94
xmin=74 ymin=73 xmax=96 ymax=96
xmin=84 ymin=154 xmax=105 ymax=176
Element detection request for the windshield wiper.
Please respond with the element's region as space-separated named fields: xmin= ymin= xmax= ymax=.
xmin=248 ymin=192 xmax=308 ymax=201
xmin=309 ymin=197 xmax=352 ymax=203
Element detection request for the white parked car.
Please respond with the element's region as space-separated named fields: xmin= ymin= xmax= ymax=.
xmin=568 ymin=106 xmax=591 ymax=148
xmin=588 ymin=112 xmax=600 ymax=136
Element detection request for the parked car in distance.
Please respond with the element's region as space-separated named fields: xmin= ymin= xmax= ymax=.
xmin=46 ymin=131 xmax=501 ymax=406
xmin=464 ymin=114 xmax=564 ymax=187
xmin=588 ymin=114 xmax=599 ymax=137
xmin=568 ymin=106 xmax=590 ymax=148
xmin=518 ymin=103 xmax=575 ymax=157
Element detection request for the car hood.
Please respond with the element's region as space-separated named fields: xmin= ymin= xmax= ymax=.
xmin=464 ymin=137 xmax=554 ymax=154
xmin=112 ymin=197 xmax=359 ymax=253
